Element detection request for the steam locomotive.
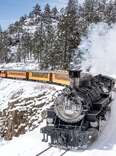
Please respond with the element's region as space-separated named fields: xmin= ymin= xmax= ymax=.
xmin=40 ymin=70 xmax=115 ymax=149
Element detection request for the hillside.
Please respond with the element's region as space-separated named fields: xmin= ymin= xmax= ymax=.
xmin=0 ymin=3 xmax=60 ymax=70
xmin=1 ymin=0 xmax=116 ymax=70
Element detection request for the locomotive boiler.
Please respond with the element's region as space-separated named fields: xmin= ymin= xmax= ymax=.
xmin=40 ymin=70 xmax=115 ymax=149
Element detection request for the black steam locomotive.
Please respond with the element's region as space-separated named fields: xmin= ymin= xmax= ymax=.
xmin=40 ymin=70 xmax=115 ymax=149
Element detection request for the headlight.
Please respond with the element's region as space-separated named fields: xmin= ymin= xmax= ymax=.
xmin=47 ymin=118 xmax=54 ymax=126
xmin=47 ymin=118 xmax=53 ymax=124
xmin=90 ymin=121 xmax=98 ymax=128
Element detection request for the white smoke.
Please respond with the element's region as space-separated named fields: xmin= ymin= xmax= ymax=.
xmin=78 ymin=22 xmax=116 ymax=76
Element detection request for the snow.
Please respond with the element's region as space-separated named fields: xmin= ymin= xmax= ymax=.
xmin=0 ymin=93 xmax=116 ymax=156
xmin=24 ymin=18 xmax=32 ymax=25
xmin=0 ymin=62 xmax=40 ymax=70
xmin=23 ymin=25 xmax=38 ymax=34
xmin=1 ymin=22 xmax=116 ymax=155
xmin=0 ymin=78 xmax=62 ymax=111
xmin=10 ymin=45 xmax=18 ymax=54
xmin=0 ymin=77 xmax=115 ymax=156
xmin=0 ymin=122 xmax=65 ymax=156
xmin=0 ymin=79 xmax=64 ymax=156
xmin=0 ymin=126 xmax=45 ymax=156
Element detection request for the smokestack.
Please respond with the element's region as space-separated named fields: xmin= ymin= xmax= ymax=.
xmin=69 ymin=70 xmax=81 ymax=88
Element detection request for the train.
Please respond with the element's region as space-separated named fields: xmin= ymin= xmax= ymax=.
xmin=0 ymin=69 xmax=115 ymax=149
xmin=40 ymin=70 xmax=115 ymax=149
xmin=0 ymin=70 xmax=70 ymax=86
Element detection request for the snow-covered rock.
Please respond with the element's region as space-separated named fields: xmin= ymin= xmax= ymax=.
xmin=0 ymin=78 xmax=63 ymax=140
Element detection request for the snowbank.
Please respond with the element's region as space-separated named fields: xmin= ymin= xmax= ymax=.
xmin=0 ymin=78 xmax=63 ymax=140
xmin=0 ymin=62 xmax=40 ymax=71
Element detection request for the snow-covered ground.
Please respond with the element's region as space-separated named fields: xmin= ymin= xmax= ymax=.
xmin=0 ymin=62 xmax=40 ymax=71
xmin=0 ymin=78 xmax=65 ymax=156
xmin=0 ymin=78 xmax=62 ymax=111
xmin=0 ymin=93 xmax=116 ymax=156
xmin=0 ymin=78 xmax=64 ymax=137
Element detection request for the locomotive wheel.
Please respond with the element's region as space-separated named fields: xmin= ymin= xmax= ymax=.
xmin=57 ymin=133 xmax=67 ymax=146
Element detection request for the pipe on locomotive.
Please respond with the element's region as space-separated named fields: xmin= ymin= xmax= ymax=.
xmin=69 ymin=70 xmax=81 ymax=88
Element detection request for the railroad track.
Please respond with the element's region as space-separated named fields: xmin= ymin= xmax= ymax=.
xmin=35 ymin=146 xmax=68 ymax=156
xmin=59 ymin=150 xmax=69 ymax=156
xmin=35 ymin=146 xmax=52 ymax=156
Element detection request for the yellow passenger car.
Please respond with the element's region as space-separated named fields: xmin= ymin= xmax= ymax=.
xmin=7 ymin=70 xmax=27 ymax=79
xmin=28 ymin=71 xmax=51 ymax=82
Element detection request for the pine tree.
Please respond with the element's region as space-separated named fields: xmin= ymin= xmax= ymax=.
xmin=51 ymin=7 xmax=58 ymax=17
xmin=0 ymin=32 xmax=10 ymax=63
xmin=32 ymin=29 xmax=44 ymax=63
xmin=20 ymin=15 xmax=27 ymax=23
xmin=83 ymin=0 xmax=95 ymax=24
xmin=105 ymin=0 xmax=114 ymax=23
xmin=111 ymin=0 xmax=116 ymax=23
xmin=29 ymin=11 xmax=34 ymax=18
xmin=17 ymin=44 xmax=22 ymax=62
xmin=20 ymin=32 xmax=32 ymax=62
xmin=0 ymin=25 xmax=2 ymax=33
xmin=58 ymin=0 xmax=80 ymax=69
xmin=33 ymin=4 xmax=41 ymax=16
xmin=44 ymin=4 xmax=51 ymax=17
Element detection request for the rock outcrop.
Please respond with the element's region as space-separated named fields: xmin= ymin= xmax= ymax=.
xmin=0 ymin=88 xmax=57 ymax=140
